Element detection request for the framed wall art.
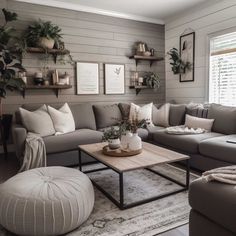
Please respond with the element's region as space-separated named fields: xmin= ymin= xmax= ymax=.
xmin=179 ymin=32 xmax=195 ymax=82
xmin=76 ymin=62 xmax=99 ymax=94
xmin=104 ymin=63 xmax=125 ymax=94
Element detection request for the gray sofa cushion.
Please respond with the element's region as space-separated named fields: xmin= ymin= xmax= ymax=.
xmin=208 ymin=104 xmax=236 ymax=134
xmin=43 ymin=129 xmax=103 ymax=154
xmin=153 ymin=130 xmax=223 ymax=154
xmin=199 ymin=135 xmax=236 ymax=163
xmin=93 ymin=104 xmax=122 ymax=129
xmin=189 ymin=178 xmax=236 ymax=234
xmin=118 ymin=103 xmax=130 ymax=119
xmin=169 ymin=104 xmax=186 ymax=126
xmin=70 ymin=104 xmax=96 ymax=130
xmin=147 ymin=126 xmax=165 ymax=140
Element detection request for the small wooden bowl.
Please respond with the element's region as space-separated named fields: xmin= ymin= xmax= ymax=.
xmin=102 ymin=145 xmax=142 ymax=157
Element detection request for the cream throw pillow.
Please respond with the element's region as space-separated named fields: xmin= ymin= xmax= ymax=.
xmin=152 ymin=103 xmax=170 ymax=127
xmin=19 ymin=105 xmax=55 ymax=137
xmin=185 ymin=114 xmax=214 ymax=131
xmin=129 ymin=103 xmax=153 ymax=126
xmin=48 ymin=103 xmax=75 ymax=135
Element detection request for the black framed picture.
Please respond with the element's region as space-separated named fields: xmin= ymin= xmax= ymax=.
xmin=179 ymin=32 xmax=195 ymax=82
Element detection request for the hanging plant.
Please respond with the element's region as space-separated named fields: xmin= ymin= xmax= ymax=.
xmin=167 ymin=48 xmax=191 ymax=75
xmin=144 ymin=72 xmax=160 ymax=90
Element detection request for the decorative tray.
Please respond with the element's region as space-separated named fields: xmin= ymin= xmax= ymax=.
xmin=102 ymin=145 xmax=142 ymax=157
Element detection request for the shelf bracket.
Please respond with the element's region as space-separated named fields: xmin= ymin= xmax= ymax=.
xmin=22 ymin=89 xmax=26 ymax=98
xmin=135 ymin=88 xmax=142 ymax=95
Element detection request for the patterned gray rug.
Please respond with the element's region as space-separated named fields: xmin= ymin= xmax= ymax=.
xmin=0 ymin=164 xmax=198 ymax=236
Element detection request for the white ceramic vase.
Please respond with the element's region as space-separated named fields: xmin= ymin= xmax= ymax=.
xmin=38 ymin=37 xmax=55 ymax=49
xmin=129 ymin=133 xmax=142 ymax=151
xmin=120 ymin=131 xmax=133 ymax=150
xmin=108 ymin=138 xmax=120 ymax=149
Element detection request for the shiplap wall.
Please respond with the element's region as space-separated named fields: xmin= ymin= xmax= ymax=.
xmin=0 ymin=0 xmax=165 ymax=114
xmin=165 ymin=0 xmax=236 ymax=104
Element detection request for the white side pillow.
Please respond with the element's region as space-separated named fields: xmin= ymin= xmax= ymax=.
xmin=19 ymin=105 xmax=55 ymax=137
xmin=185 ymin=114 xmax=214 ymax=132
xmin=48 ymin=103 xmax=75 ymax=135
xmin=129 ymin=102 xmax=153 ymax=126
xmin=152 ymin=103 xmax=170 ymax=127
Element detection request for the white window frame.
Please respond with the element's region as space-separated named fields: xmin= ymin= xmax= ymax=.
xmin=207 ymin=27 xmax=236 ymax=104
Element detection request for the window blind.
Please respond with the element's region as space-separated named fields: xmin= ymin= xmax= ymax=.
xmin=209 ymin=32 xmax=236 ymax=106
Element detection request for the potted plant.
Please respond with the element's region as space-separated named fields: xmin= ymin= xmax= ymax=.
xmin=102 ymin=127 xmax=121 ymax=149
xmin=167 ymin=48 xmax=191 ymax=74
xmin=144 ymin=72 xmax=160 ymax=89
xmin=0 ymin=8 xmax=25 ymax=152
xmin=25 ymin=19 xmax=62 ymax=49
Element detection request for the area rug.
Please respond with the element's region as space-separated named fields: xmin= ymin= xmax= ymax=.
xmin=0 ymin=164 xmax=198 ymax=236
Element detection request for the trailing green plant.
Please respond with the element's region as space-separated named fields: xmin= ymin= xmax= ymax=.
xmin=25 ymin=19 xmax=62 ymax=47
xmin=144 ymin=72 xmax=160 ymax=89
xmin=0 ymin=9 xmax=25 ymax=104
xmin=167 ymin=48 xmax=191 ymax=74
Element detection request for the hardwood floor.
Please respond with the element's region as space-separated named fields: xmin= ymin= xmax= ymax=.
xmin=0 ymin=153 xmax=189 ymax=236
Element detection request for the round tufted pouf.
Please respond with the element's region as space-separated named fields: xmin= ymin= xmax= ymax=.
xmin=0 ymin=167 xmax=94 ymax=236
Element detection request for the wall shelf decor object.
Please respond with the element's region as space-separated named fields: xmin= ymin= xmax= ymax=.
xmin=22 ymin=85 xmax=72 ymax=98
xmin=129 ymin=85 xmax=149 ymax=95
xmin=104 ymin=64 xmax=125 ymax=94
xmin=179 ymin=32 xmax=195 ymax=82
xmin=76 ymin=62 xmax=99 ymax=95
xmin=129 ymin=55 xmax=164 ymax=67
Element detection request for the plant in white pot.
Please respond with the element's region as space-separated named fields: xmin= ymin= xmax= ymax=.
xmin=102 ymin=127 xmax=121 ymax=150
xmin=25 ymin=19 xmax=62 ymax=49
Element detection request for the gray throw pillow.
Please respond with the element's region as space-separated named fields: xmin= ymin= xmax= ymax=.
xmin=19 ymin=105 xmax=55 ymax=137
xmin=118 ymin=103 xmax=130 ymax=120
xmin=207 ymin=103 xmax=236 ymax=134
xmin=169 ymin=104 xmax=186 ymax=126
xmin=93 ymin=104 xmax=122 ymax=129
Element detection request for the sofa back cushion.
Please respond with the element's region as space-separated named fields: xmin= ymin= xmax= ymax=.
xmin=169 ymin=104 xmax=186 ymax=126
xmin=207 ymin=103 xmax=236 ymax=134
xmin=93 ymin=104 xmax=122 ymax=129
xmin=118 ymin=103 xmax=130 ymax=119
xmin=70 ymin=104 xmax=96 ymax=130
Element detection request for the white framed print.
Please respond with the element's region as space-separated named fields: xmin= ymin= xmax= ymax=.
xmin=104 ymin=63 xmax=125 ymax=94
xmin=76 ymin=62 xmax=99 ymax=94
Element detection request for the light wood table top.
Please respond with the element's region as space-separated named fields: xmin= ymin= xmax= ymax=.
xmin=79 ymin=142 xmax=189 ymax=173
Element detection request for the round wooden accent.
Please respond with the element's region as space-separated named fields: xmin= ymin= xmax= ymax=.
xmin=102 ymin=145 xmax=142 ymax=157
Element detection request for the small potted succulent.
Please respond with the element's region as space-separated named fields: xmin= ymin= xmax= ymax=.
xmin=144 ymin=72 xmax=160 ymax=90
xmin=102 ymin=127 xmax=121 ymax=149
xmin=25 ymin=19 xmax=62 ymax=49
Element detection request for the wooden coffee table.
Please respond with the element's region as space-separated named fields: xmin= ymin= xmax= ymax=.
xmin=78 ymin=142 xmax=190 ymax=210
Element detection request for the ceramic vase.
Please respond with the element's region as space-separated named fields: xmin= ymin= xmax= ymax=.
xmin=129 ymin=133 xmax=142 ymax=151
xmin=108 ymin=138 xmax=120 ymax=149
xmin=120 ymin=131 xmax=133 ymax=150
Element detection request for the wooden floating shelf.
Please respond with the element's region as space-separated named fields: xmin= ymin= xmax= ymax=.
xmin=129 ymin=55 xmax=164 ymax=67
xmin=129 ymin=85 xmax=149 ymax=95
xmin=22 ymin=85 xmax=72 ymax=98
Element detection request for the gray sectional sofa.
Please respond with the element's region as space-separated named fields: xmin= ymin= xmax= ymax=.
xmin=12 ymin=102 xmax=236 ymax=170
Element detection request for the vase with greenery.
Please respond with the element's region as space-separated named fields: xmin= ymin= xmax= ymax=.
xmin=0 ymin=8 xmax=25 ymax=116
xmin=144 ymin=72 xmax=160 ymax=90
xmin=167 ymin=48 xmax=191 ymax=74
xmin=25 ymin=19 xmax=62 ymax=49
xmin=102 ymin=126 xmax=121 ymax=149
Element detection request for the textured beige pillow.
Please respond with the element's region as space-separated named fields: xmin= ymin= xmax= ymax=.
xmin=185 ymin=114 xmax=214 ymax=131
xmin=129 ymin=102 xmax=153 ymax=126
xmin=19 ymin=105 xmax=55 ymax=137
xmin=152 ymin=103 xmax=170 ymax=127
xmin=48 ymin=103 xmax=75 ymax=135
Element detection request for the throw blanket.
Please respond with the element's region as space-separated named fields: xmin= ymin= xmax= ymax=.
xmin=203 ymin=166 xmax=236 ymax=185
xmin=19 ymin=132 xmax=47 ymax=172
xmin=166 ymin=125 xmax=205 ymax=135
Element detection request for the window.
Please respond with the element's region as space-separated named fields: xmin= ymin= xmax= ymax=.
xmin=209 ymin=31 xmax=236 ymax=106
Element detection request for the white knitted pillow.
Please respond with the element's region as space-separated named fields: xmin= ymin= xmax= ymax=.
xmin=48 ymin=103 xmax=75 ymax=135
xmin=19 ymin=105 xmax=55 ymax=137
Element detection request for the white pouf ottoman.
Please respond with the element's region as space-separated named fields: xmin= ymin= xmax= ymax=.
xmin=0 ymin=167 xmax=94 ymax=236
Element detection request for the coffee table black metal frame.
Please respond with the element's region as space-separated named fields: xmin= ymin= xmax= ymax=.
xmin=78 ymin=148 xmax=190 ymax=210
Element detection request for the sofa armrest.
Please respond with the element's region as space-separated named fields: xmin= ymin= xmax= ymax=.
xmin=12 ymin=124 xmax=27 ymax=160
